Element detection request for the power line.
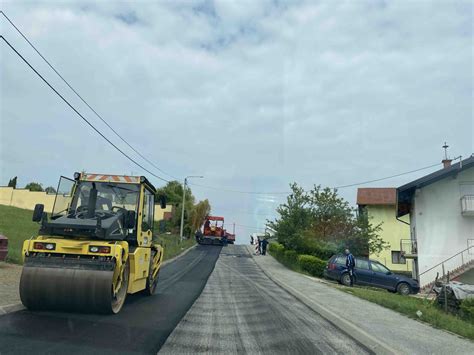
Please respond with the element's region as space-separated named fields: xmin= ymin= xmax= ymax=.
xmin=0 ymin=35 xmax=169 ymax=183
xmin=189 ymin=182 xmax=290 ymax=195
xmin=0 ymin=10 xmax=180 ymax=181
xmin=333 ymin=162 xmax=440 ymax=189
xmin=191 ymin=162 xmax=441 ymax=195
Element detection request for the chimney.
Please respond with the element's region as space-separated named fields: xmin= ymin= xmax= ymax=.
xmin=442 ymin=159 xmax=452 ymax=169
xmin=442 ymin=142 xmax=451 ymax=169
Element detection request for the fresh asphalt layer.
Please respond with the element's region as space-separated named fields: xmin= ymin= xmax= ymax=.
xmin=0 ymin=244 xmax=222 ymax=355
xmin=159 ymin=245 xmax=368 ymax=354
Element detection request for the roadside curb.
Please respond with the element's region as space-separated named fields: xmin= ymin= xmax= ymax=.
xmin=162 ymin=243 xmax=197 ymax=267
xmin=0 ymin=303 xmax=24 ymax=316
xmin=246 ymin=246 xmax=397 ymax=355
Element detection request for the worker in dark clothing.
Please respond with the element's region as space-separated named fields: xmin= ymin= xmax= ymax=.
xmin=261 ymin=238 xmax=269 ymax=255
xmin=345 ymin=248 xmax=356 ymax=286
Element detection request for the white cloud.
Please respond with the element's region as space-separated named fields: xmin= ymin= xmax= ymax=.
xmin=1 ymin=0 xmax=472 ymax=242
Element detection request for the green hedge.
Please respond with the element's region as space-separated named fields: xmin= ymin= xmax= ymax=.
xmin=297 ymin=254 xmax=326 ymax=277
xmin=269 ymin=242 xmax=326 ymax=277
xmin=460 ymin=298 xmax=474 ymax=322
xmin=269 ymin=242 xmax=285 ymax=258
xmin=283 ymin=250 xmax=298 ymax=264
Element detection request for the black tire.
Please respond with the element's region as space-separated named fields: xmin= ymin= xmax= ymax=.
xmin=397 ymin=282 xmax=411 ymax=295
xmin=111 ymin=260 xmax=129 ymax=314
xmin=340 ymin=272 xmax=352 ymax=286
xmin=145 ymin=252 xmax=160 ymax=296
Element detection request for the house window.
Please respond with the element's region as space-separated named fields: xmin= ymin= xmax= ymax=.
xmin=392 ymin=251 xmax=406 ymax=264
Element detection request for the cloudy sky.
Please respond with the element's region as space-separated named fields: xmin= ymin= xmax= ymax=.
xmin=1 ymin=0 xmax=472 ymax=243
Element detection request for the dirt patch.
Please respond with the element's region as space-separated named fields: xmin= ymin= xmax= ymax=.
xmin=0 ymin=262 xmax=22 ymax=307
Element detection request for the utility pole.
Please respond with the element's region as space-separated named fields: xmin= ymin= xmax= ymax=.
xmin=233 ymin=223 xmax=235 ymax=235
xmin=179 ymin=175 xmax=204 ymax=242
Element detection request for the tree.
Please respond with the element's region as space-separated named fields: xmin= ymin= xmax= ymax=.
xmin=7 ymin=176 xmax=17 ymax=189
xmin=268 ymin=183 xmax=312 ymax=250
xmin=190 ymin=199 xmax=211 ymax=233
xmin=156 ymin=181 xmax=189 ymax=206
xmin=156 ymin=180 xmax=203 ymax=236
xmin=269 ymin=182 xmax=388 ymax=257
xmin=25 ymin=182 xmax=43 ymax=192
xmin=45 ymin=186 xmax=57 ymax=194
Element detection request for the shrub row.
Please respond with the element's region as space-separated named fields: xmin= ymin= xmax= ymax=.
xmin=297 ymin=254 xmax=327 ymax=277
xmin=268 ymin=242 xmax=326 ymax=277
xmin=460 ymin=298 xmax=474 ymax=322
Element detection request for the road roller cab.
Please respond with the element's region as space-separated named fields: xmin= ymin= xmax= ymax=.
xmin=20 ymin=172 xmax=166 ymax=314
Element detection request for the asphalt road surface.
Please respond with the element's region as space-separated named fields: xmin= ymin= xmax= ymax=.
xmin=0 ymin=245 xmax=221 ymax=355
xmin=159 ymin=245 xmax=368 ymax=354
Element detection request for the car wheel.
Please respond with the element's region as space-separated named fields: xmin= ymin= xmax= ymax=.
xmin=397 ymin=282 xmax=411 ymax=295
xmin=341 ymin=273 xmax=351 ymax=286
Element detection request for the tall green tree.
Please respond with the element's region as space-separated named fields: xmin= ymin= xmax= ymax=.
xmin=268 ymin=183 xmax=312 ymax=250
xmin=7 ymin=176 xmax=17 ymax=188
xmin=270 ymin=182 xmax=387 ymax=257
xmin=190 ymin=199 xmax=211 ymax=233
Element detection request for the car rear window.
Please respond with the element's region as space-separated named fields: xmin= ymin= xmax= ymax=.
xmin=334 ymin=256 xmax=346 ymax=265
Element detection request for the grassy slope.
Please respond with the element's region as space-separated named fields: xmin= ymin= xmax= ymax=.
xmin=156 ymin=234 xmax=196 ymax=261
xmin=0 ymin=205 xmax=39 ymax=264
xmin=0 ymin=205 xmax=195 ymax=264
xmin=341 ymin=287 xmax=474 ymax=340
xmin=269 ymin=248 xmax=474 ymax=340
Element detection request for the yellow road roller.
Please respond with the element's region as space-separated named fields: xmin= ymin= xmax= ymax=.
xmin=20 ymin=172 xmax=165 ymax=314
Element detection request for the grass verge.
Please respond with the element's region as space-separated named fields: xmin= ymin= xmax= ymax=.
xmin=155 ymin=233 xmax=196 ymax=261
xmin=269 ymin=247 xmax=474 ymax=340
xmin=340 ymin=287 xmax=474 ymax=340
xmin=0 ymin=205 xmax=39 ymax=264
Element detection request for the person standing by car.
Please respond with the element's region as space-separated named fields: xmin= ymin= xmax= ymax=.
xmin=345 ymin=248 xmax=355 ymax=286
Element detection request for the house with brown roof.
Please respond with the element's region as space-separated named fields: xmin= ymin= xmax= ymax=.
xmin=357 ymin=188 xmax=411 ymax=273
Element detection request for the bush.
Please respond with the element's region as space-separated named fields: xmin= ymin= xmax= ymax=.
xmin=269 ymin=242 xmax=285 ymax=258
xmin=460 ymin=298 xmax=474 ymax=322
xmin=293 ymin=237 xmax=337 ymax=261
xmin=297 ymin=254 xmax=326 ymax=277
xmin=283 ymin=250 xmax=298 ymax=265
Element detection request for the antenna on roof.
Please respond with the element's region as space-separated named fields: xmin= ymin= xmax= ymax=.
xmin=442 ymin=142 xmax=449 ymax=160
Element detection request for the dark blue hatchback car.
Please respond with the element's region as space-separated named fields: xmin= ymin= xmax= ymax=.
xmin=323 ymin=254 xmax=420 ymax=295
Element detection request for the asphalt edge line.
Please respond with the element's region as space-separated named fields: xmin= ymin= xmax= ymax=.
xmin=0 ymin=243 xmax=198 ymax=317
xmin=246 ymin=246 xmax=397 ymax=355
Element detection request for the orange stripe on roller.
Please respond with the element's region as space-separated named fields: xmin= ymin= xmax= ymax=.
xmin=87 ymin=174 xmax=97 ymax=180
xmin=99 ymin=175 xmax=109 ymax=181
xmin=112 ymin=175 xmax=120 ymax=182
xmin=124 ymin=176 xmax=132 ymax=183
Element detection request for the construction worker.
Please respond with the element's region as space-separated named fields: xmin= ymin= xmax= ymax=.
xmin=345 ymin=248 xmax=355 ymax=286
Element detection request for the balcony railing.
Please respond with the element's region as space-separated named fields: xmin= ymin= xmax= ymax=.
xmin=461 ymin=195 xmax=474 ymax=216
xmin=400 ymin=239 xmax=417 ymax=258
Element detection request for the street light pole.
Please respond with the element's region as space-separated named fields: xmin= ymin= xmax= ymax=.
xmin=179 ymin=175 xmax=203 ymax=242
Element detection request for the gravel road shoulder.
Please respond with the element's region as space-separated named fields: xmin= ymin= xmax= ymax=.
xmin=0 ymin=262 xmax=22 ymax=307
